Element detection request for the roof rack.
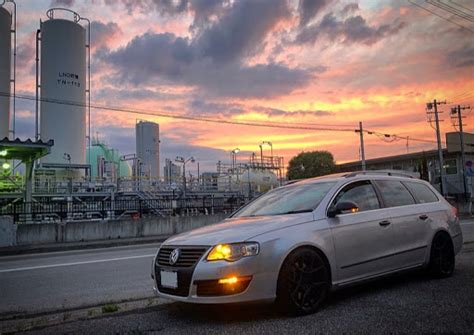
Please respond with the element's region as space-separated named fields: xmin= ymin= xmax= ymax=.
xmin=344 ymin=170 xmax=418 ymax=179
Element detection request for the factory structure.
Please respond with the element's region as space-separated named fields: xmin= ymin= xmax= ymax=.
xmin=0 ymin=4 xmax=282 ymax=223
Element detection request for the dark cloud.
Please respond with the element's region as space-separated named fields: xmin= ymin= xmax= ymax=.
xmin=94 ymin=87 xmax=181 ymax=102
xmin=90 ymin=21 xmax=122 ymax=48
xmin=446 ymin=46 xmax=474 ymax=68
xmin=298 ymin=0 xmax=327 ymax=27
xmin=50 ymin=0 xmax=75 ymax=6
xmin=102 ymin=0 xmax=315 ymax=99
xmin=253 ymin=106 xmax=332 ymax=118
xmin=195 ymin=0 xmax=290 ymax=64
xmin=295 ymin=13 xmax=406 ymax=45
xmin=102 ymin=0 xmax=188 ymax=15
xmin=185 ymin=99 xmax=332 ymax=119
xmin=341 ymin=3 xmax=359 ymax=15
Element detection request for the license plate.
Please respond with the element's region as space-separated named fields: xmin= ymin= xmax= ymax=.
xmin=160 ymin=270 xmax=178 ymax=288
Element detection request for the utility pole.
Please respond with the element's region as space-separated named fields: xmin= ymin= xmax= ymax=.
xmin=451 ymin=105 xmax=470 ymax=200
xmin=427 ymin=99 xmax=446 ymax=196
xmin=356 ymin=121 xmax=366 ymax=171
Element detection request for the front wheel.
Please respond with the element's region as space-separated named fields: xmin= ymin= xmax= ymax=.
xmin=276 ymin=247 xmax=330 ymax=315
xmin=428 ymin=232 xmax=455 ymax=278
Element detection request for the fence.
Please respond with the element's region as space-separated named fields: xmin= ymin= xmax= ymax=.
xmin=0 ymin=195 xmax=249 ymax=224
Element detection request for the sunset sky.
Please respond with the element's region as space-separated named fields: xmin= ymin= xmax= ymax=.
xmin=9 ymin=0 xmax=474 ymax=173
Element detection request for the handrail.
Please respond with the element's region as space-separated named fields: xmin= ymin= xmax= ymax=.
xmin=46 ymin=8 xmax=81 ymax=22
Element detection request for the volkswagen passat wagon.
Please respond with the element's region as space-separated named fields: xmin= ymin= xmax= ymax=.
xmin=151 ymin=171 xmax=463 ymax=315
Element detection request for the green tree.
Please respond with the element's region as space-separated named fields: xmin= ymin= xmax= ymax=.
xmin=287 ymin=151 xmax=336 ymax=180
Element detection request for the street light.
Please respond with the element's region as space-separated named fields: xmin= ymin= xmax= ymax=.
xmin=175 ymin=156 xmax=195 ymax=194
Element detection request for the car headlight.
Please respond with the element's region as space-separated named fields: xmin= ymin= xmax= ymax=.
xmin=206 ymin=242 xmax=260 ymax=262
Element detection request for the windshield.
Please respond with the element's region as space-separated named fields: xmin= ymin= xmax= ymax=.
xmin=233 ymin=181 xmax=336 ymax=217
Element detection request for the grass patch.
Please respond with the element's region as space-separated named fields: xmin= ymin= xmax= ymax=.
xmin=101 ymin=304 xmax=119 ymax=314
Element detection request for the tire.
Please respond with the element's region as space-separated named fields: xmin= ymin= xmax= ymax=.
xmin=428 ymin=232 xmax=455 ymax=278
xmin=276 ymin=247 xmax=330 ymax=316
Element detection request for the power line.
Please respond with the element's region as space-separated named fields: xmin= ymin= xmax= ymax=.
xmin=407 ymin=0 xmax=474 ymax=33
xmin=0 ymin=91 xmax=355 ymax=133
xmin=449 ymin=0 xmax=474 ymax=14
xmin=426 ymin=0 xmax=474 ymax=22
xmin=0 ymin=91 xmax=440 ymax=145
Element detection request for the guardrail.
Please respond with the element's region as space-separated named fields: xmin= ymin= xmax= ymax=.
xmin=0 ymin=196 xmax=250 ymax=223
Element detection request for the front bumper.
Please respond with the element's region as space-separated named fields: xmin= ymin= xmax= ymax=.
xmin=152 ymin=254 xmax=277 ymax=304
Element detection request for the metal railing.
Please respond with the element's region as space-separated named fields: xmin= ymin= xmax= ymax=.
xmin=0 ymin=195 xmax=249 ymax=223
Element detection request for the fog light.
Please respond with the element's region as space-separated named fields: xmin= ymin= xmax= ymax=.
xmin=218 ymin=276 xmax=240 ymax=285
xmin=195 ymin=276 xmax=252 ymax=296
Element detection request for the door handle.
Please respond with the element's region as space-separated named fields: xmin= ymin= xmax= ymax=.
xmin=379 ymin=220 xmax=391 ymax=226
xmin=419 ymin=214 xmax=429 ymax=221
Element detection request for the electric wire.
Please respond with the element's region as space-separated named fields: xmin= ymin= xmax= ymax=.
xmin=407 ymin=0 xmax=474 ymax=33
xmin=0 ymin=91 xmax=440 ymax=145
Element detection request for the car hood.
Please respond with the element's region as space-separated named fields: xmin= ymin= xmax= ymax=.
xmin=163 ymin=213 xmax=314 ymax=246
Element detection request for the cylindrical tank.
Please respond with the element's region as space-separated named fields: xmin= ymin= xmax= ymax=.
xmin=0 ymin=6 xmax=11 ymax=140
xmin=40 ymin=11 xmax=86 ymax=168
xmin=136 ymin=121 xmax=160 ymax=178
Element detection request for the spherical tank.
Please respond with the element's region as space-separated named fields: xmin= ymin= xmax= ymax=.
xmin=136 ymin=121 xmax=160 ymax=178
xmin=0 ymin=6 xmax=11 ymax=139
xmin=40 ymin=15 xmax=86 ymax=166
xmin=240 ymin=169 xmax=278 ymax=192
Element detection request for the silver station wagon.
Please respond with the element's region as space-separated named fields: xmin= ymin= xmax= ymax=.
xmin=152 ymin=171 xmax=463 ymax=315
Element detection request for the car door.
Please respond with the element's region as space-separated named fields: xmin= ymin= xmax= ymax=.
xmin=328 ymin=180 xmax=397 ymax=284
xmin=373 ymin=179 xmax=428 ymax=269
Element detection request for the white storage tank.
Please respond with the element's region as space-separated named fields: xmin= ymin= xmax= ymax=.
xmin=0 ymin=5 xmax=11 ymax=139
xmin=136 ymin=121 xmax=160 ymax=178
xmin=40 ymin=9 xmax=86 ymax=167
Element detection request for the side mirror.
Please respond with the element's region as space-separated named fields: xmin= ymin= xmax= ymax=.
xmin=327 ymin=201 xmax=360 ymax=218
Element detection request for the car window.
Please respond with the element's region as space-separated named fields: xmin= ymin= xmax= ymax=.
xmin=332 ymin=181 xmax=380 ymax=212
xmin=233 ymin=181 xmax=336 ymax=217
xmin=403 ymin=182 xmax=439 ymax=203
xmin=374 ymin=180 xmax=416 ymax=207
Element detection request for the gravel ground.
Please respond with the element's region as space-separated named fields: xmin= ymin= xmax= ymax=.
xmin=23 ymin=248 xmax=474 ymax=335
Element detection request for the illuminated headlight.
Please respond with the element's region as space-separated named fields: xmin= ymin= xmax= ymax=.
xmin=206 ymin=242 xmax=260 ymax=262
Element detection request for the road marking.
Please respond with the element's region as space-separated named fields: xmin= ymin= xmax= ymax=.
xmin=0 ymin=254 xmax=156 ymax=274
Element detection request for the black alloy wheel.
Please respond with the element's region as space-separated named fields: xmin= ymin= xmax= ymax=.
xmin=428 ymin=232 xmax=455 ymax=278
xmin=277 ymin=247 xmax=330 ymax=315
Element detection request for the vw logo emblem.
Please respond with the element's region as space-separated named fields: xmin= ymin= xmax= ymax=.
xmin=169 ymin=248 xmax=180 ymax=265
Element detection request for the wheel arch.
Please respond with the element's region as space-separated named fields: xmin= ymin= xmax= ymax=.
xmin=276 ymin=244 xmax=333 ymax=293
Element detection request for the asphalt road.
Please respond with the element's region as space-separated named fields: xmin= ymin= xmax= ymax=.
xmin=22 ymin=247 xmax=474 ymax=334
xmin=0 ymin=243 xmax=160 ymax=316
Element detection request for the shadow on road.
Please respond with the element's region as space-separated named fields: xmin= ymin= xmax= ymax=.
xmin=161 ymin=268 xmax=452 ymax=324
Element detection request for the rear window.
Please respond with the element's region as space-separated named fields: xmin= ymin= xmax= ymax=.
xmin=403 ymin=182 xmax=439 ymax=204
xmin=374 ymin=180 xmax=416 ymax=208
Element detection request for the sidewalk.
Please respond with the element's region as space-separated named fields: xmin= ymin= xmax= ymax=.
xmin=1 ymin=220 xmax=473 ymax=257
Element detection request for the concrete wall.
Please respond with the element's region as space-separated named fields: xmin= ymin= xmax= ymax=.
xmin=0 ymin=216 xmax=17 ymax=247
xmin=14 ymin=213 xmax=228 ymax=246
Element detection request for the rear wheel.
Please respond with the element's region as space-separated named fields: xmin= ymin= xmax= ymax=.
xmin=428 ymin=232 xmax=455 ymax=278
xmin=276 ymin=247 xmax=330 ymax=315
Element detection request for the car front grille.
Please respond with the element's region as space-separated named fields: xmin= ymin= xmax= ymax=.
xmin=157 ymin=246 xmax=208 ymax=267
xmin=155 ymin=245 xmax=209 ymax=297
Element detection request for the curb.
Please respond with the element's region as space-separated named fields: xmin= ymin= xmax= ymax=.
xmin=0 ymin=296 xmax=172 ymax=334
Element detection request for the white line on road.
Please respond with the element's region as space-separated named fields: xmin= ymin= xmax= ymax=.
xmin=0 ymin=254 xmax=156 ymax=274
